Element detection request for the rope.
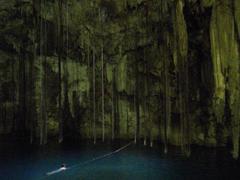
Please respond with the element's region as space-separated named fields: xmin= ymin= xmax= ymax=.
xmin=44 ymin=141 xmax=133 ymax=178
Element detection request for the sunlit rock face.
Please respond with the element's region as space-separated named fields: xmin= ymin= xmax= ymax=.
xmin=0 ymin=0 xmax=239 ymax=158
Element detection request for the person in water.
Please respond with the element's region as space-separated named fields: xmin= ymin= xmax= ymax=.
xmin=46 ymin=163 xmax=67 ymax=175
xmin=60 ymin=164 xmax=67 ymax=170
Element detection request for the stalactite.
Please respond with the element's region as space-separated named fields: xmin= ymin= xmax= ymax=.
xmin=210 ymin=0 xmax=239 ymax=159
xmin=173 ymin=0 xmax=190 ymax=155
xmin=230 ymin=0 xmax=240 ymax=159
xmin=157 ymin=0 xmax=172 ymax=153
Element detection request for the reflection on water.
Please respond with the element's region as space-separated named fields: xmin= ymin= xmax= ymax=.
xmin=0 ymin=140 xmax=239 ymax=180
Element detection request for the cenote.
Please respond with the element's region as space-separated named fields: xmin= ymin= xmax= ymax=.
xmin=1 ymin=0 xmax=240 ymax=179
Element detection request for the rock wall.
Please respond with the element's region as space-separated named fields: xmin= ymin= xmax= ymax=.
xmin=0 ymin=0 xmax=239 ymax=158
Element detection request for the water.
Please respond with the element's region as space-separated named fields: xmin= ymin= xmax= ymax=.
xmin=0 ymin=140 xmax=239 ymax=180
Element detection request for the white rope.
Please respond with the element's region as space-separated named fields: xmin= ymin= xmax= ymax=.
xmin=44 ymin=141 xmax=133 ymax=178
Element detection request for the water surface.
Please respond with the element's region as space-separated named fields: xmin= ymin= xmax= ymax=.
xmin=0 ymin=140 xmax=239 ymax=180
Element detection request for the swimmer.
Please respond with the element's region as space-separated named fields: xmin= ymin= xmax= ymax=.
xmin=46 ymin=163 xmax=67 ymax=176
xmin=60 ymin=164 xmax=67 ymax=170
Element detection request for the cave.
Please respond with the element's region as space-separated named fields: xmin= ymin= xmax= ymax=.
xmin=0 ymin=0 xmax=239 ymax=179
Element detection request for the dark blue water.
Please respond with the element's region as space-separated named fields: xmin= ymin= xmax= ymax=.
xmin=0 ymin=140 xmax=239 ymax=180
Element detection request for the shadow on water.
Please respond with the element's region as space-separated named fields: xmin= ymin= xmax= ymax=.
xmin=0 ymin=138 xmax=239 ymax=180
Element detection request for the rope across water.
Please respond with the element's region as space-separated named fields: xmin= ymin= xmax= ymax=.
xmin=43 ymin=141 xmax=134 ymax=178
xmin=68 ymin=141 xmax=133 ymax=170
